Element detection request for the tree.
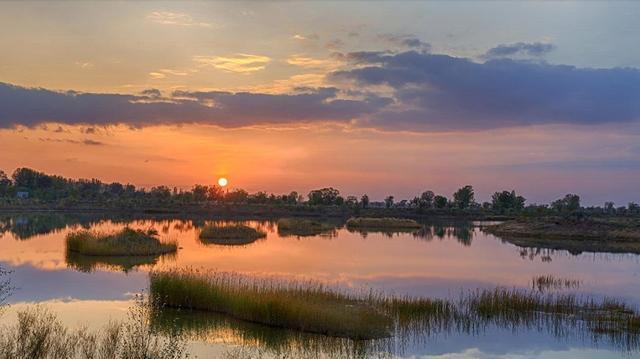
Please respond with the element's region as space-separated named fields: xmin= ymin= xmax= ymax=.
xmin=453 ymin=185 xmax=475 ymax=209
xmin=434 ymin=195 xmax=448 ymax=209
xmin=225 ymin=189 xmax=249 ymax=203
xmin=384 ymin=196 xmax=394 ymax=208
xmin=191 ymin=185 xmax=208 ymax=202
xmin=345 ymin=195 xmax=358 ymax=208
xmin=551 ymin=194 xmax=581 ymax=212
xmin=307 ymin=187 xmax=341 ymax=205
xmin=418 ymin=190 xmax=435 ymax=209
xmin=491 ymin=190 xmax=526 ymax=213
xmin=604 ymin=201 xmax=615 ymax=214
xmin=361 ymin=194 xmax=369 ymax=209
xmin=0 ymin=171 xmax=11 ymax=196
xmin=629 ymin=202 xmax=640 ymax=214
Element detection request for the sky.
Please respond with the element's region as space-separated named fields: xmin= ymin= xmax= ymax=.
xmin=1 ymin=1 xmax=639 ymax=205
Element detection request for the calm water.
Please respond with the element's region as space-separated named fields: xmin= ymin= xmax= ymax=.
xmin=1 ymin=213 xmax=639 ymax=358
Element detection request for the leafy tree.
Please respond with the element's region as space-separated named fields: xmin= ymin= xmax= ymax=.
xmin=418 ymin=190 xmax=434 ymax=209
xmin=604 ymin=201 xmax=615 ymax=213
xmin=361 ymin=194 xmax=369 ymax=209
xmin=453 ymin=185 xmax=475 ymax=209
xmin=384 ymin=196 xmax=394 ymax=208
xmin=191 ymin=185 xmax=208 ymax=202
xmin=629 ymin=202 xmax=640 ymax=214
xmin=307 ymin=187 xmax=341 ymax=205
xmin=551 ymin=194 xmax=581 ymax=212
xmin=206 ymin=185 xmax=224 ymax=201
xmin=225 ymin=189 xmax=249 ymax=203
xmin=0 ymin=171 xmax=11 ymax=196
xmin=491 ymin=190 xmax=526 ymax=213
xmin=345 ymin=196 xmax=359 ymax=208
xmin=434 ymin=195 xmax=448 ymax=209
xmin=150 ymin=186 xmax=172 ymax=200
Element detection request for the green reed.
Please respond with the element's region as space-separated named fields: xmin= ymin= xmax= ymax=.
xmin=66 ymin=227 xmax=177 ymax=256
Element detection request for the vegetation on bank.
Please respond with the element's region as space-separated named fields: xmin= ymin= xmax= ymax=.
xmin=150 ymin=269 xmax=640 ymax=345
xmin=485 ymin=217 xmax=640 ymax=253
xmin=66 ymin=228 xmax=178 ymax=256
xmin=0 ymin=297 xmax=188 ymax=359
xmin=276 ymin=218 xmax=337 ymax=237
xmin=4 ymin=167 xmax=638 ymax=220
xmin=198 ymin=224 xmax=266 ymax=245
xmin=346 ymin=217 xmax=421 ymax=230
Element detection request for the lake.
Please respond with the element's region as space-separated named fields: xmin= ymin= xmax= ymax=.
xmin=1 ymin=213 xmax=639 ymax=358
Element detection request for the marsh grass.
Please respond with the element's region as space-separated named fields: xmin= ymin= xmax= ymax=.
xmin=0 ymin=296 xmax=188 ymax=359
xmin=66 ymin=228 xmax=177 ymax=256
xmin=345 ymin=217 xmax=421 ymax=230
xmin=150 ymin=269 xmax=392 ymax=339
xmin=198 ymin=224 xmax=266 ymax=245
xmin=276 ymin=218 xmax=338 ymax=237
xmin=150 ymin=269 xmax=640 ymax=351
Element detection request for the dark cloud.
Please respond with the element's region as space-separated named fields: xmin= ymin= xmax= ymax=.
xmin=483 ymin=42 xmax=554 ymax=59
xmin=0 ymin=82 xmax=390 ymax=128
xmin=37 ymin=137 xmax=105 ymax=146
xmin=379 ymin=34 xmax=431 ymax=52
xmin=330 ymin=51 xmax=640 ymax=130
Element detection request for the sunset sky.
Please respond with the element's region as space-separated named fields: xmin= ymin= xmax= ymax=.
xmin=1 ymin=1 xmax=639 ymax=205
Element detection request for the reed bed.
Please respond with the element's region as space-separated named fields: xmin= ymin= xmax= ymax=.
xmin=277 ymin=218 xmax=337 ymax=237
xmin=0 ymin=297 xmax=188 ymax=359
xmin=345 ymin=217 xmax=421 ymax=230
xmin=198 ymin=224 xmax=266 ymax=245
xmin=66 ymin=228 xmax=177 ymax=256
xmin=150 ymin=269 xmax=392 ymax=339
xmin=150 ymin=269 xmax=640 ymax=349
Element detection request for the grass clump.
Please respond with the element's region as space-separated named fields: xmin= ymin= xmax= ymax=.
xmin=66 ymin=227 xmax=177 ymax=256
xmin=198 ymin=224 xmax=266 ymax=245
xmin=150 ymin=269 xmax=392 ymax=340
xmin=0 ymin=296 xmax=188 ymax=359
xmin=277 ymin=218 xmax=337 ymax=237
xmin=346 ymin=217 xmax=421 ymax=230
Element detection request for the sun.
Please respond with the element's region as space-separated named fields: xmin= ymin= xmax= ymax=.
xmin=217 ymin=177 xmax=228 ymax=187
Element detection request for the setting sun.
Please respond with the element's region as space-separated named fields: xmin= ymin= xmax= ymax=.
xmin=217 ymin=177 xmax=228 ymax=187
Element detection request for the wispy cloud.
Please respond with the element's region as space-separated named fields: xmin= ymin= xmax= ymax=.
xmin=147 ymin=11 xmax=213 ymax=28
xmin=193 ymin=54 xmax=270 ymax=73
xmin=292 ymin=33 xmax=319 ymax=41
xmin=286 ymin=55 xmax=340 ymax=70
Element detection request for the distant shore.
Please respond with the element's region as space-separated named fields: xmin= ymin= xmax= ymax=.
xmin=0 ymin=203 xmax=512 ymax=220
xmin=485 ymin=217 xmax=640 ymax=254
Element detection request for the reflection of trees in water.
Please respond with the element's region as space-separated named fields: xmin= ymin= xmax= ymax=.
xmin=519 ymin=247 xmax=554 ymax=262
xmin=346 ymin=222 xmax=475 ymax=246
xmin=65 ymin=251 xmax=176 ymax=273
xmin=0 ymin=213 xmax=102 ymax=240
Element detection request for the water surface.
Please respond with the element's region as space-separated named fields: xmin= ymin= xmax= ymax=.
xmin=0 ymin=213 xmax=638 ymax=358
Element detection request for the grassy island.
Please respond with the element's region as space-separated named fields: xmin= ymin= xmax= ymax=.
xmin=485 ymin=217 xmax=640 ymax=254
xmin=150 ymin=269 xmax=640 ymax=345
xmin=66 ymin=228 xmax=177 ymax=256
xmin=150 ymin=269 xmax=392 ymax=339
xmin=198 ymin=224 xmax=266 ymax=245
xmin=277 ymin=218 xmax=337 ymax=237
xmin=346 ymin=217 xmax=421 ymax=230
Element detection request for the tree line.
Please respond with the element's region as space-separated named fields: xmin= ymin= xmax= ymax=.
xmin=1 ymin=167 xmax=638 ymax=215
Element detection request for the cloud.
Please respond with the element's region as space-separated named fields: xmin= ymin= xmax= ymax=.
xmin=292 ymin=33 xmax=319 ymax=41
xmin=37 ymin=137 xmax=105 ymax=146
xmin=0 ymin=82 xmax=390 ymax=129
xmin=483 ymin=42 xmax=554 ymax=59
xmin=286 ymin=55 xmax=340 ymax=70
xmin=147 ymin=11 xmax=213 ymax=28
xmin=193 ymin=54 xmax=270 ymax=73
xmin=330 ymin=50 xmax=640 ymax=130
xmin=3 ymin=48 xmax=639 ymax=133
xmin=379 ymin=34 xmax=431 ymax=52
